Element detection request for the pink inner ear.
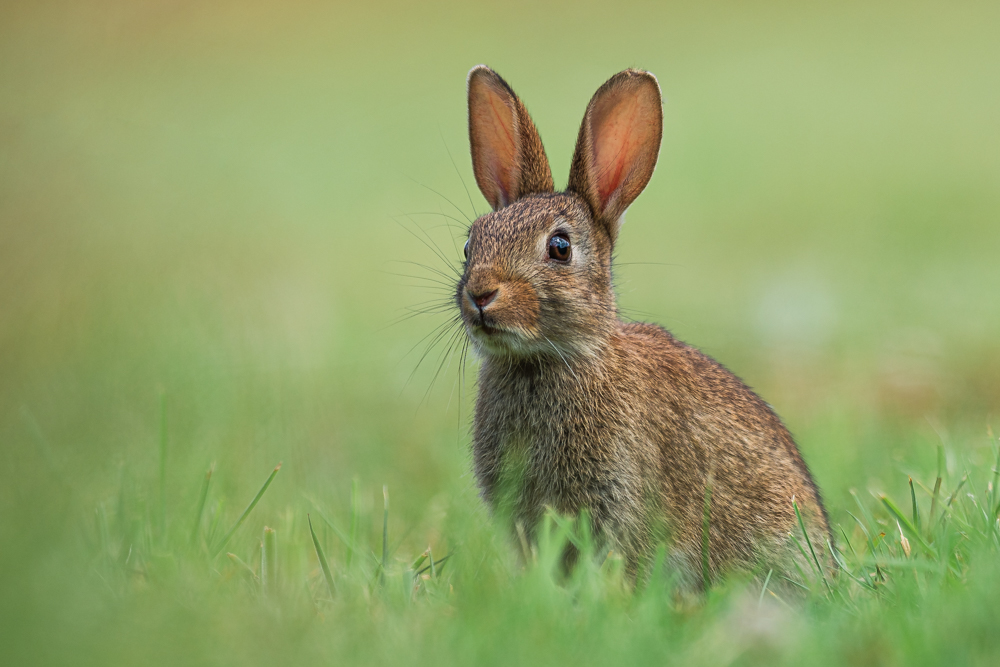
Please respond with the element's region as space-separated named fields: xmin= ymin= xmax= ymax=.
xmin=471 ymin=83 xmax=518 ymax=206
xmin=592 ymin=95 xmax=651 ymax=206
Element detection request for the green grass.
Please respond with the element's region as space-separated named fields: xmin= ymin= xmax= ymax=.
xmin=13 ymin=435 xmax=1000 ymax=665
xmin=2 ymin=1 xmax=1000 ymax=665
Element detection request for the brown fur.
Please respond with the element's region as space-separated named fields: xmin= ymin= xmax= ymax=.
xmin=457 ymin=66 xmax=831 ymax=589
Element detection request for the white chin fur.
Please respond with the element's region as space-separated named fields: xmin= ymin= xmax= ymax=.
xmin=467 ymin=327 xmax=600 ymax=362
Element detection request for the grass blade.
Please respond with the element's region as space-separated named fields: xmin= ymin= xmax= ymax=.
xmin=262 ymin=526 xmax=277 ymax=597
xmin=851 ymin=490 xmax=886 ymax=557
xmin=309 ymin=502 xmax=355 ymax=555
xmin=788 ymin=532 xmax=814 ymax=580
xmin=909 ymin=477 xmax=921 ymax=533
xmin=416 ymin=553 xmax=450 ymax=577
xmin=212 ymin=463 xmax=282 ymax=557
xmin=308 ymin=514 xmax=336 ymax=601
xmin=411 ymin=550 xmax=429 ymax=572
xmin=777 ymin=575 xmax=810 ymax=592
xmin=546 ymin=511 xmax=586 ymax=550
xmin=946 ymin=475 xmax=968 ymax=508
xmin=227 ymin=552 xmax=258 ymax=582
xmin=757 ymin=569 xmax=774 ymax=608
xmin=936 ymin=475 xmax=969 ymax=530
xmin=929 ymin=475 xmax=943 ymax=535
xmin=189 ymin=464 xmax=214 ymax=547
xmin=828 ymin=539 xmax=877 ymax=591
xmin=794 ymin=498 xmax=830 ymax=593
xmin=347 ymin=478 xmax=360 ymax=571
xmin=881 ymin=494 xmax=934 ymax=557
xmin=846 ymin=510 xmax=875 ymax=554
xmin=206 ymin=498 xmax=225 ymax=546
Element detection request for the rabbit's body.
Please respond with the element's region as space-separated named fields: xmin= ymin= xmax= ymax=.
xmin=457 ymin=67 xmax=831 ymax=588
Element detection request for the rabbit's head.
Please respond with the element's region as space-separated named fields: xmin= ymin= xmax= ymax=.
xmin=457 ymin=66 xmax=662 ymax=359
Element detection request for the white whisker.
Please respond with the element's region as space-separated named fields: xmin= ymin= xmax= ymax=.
xmin=542 ymin=335 xmax=578 ymax=382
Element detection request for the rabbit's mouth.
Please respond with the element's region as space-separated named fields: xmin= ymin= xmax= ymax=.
xmin=467 ymin=319 xmax=544 ymax=357
xmin=468 ymin=318 xmax=517 ymax=348
xmin=471 ymin=322 xmax=508 ymax=343
xmin=466 ymin=308 xmax=503 ymax=337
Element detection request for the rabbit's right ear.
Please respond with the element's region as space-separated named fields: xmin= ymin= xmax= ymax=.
xmin=468 ymin=66 xmax=554 ymax=210
xmin=567 ymin=69 xmax=662 ymax=241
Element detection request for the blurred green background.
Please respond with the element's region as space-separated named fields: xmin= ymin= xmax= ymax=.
xmin=1 ymin=0 xmax=999 ymax=664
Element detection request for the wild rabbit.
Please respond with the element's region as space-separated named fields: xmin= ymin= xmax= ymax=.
xmin=457 ymin=65 xmax=831 ymax=589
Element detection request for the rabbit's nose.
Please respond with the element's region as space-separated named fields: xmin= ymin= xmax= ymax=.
xmin=467 ymin=288 xmax=498 ymax=311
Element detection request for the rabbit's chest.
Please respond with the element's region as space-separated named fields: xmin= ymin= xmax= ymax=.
xmin=477 ymin=373 xmax=642 ymax=517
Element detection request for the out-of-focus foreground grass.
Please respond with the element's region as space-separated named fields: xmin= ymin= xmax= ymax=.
xmin=1 ymin=1 xmax=999 ymax=665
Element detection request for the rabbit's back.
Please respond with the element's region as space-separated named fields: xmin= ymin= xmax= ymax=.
xmin=622 ymin=322 xmax=830 ymax=580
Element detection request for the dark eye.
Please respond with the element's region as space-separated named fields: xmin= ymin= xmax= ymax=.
xmin=464 ymin=239 xmax=469 ymax=259
xmin=548 ymin=233 xmax=571 ymax=262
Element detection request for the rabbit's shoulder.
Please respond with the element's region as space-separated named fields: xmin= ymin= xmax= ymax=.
xmin=613 ymin=321 xmax=775 ymax=419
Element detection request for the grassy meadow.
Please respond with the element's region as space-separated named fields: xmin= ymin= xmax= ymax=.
xmin=2 ymin=1 xmax=1000 ymax=664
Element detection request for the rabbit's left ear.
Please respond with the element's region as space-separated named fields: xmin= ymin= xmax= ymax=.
xmin=468 ymin=65 xmax=554 ymax=210
xmin=568 ymin=69 xmax=662 ymax=240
